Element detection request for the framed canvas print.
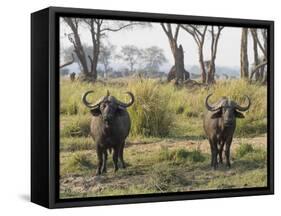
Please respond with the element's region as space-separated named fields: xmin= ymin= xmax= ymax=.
xmin=31 ymin=7 xmax=274 ymax=208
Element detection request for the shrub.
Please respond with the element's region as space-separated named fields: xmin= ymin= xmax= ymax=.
xmin=63 ymin=152 xmax=94 ymax=174
xmin=158 ymin=147 xmax=205 ymax=163
xmin=61 ymin=115 xmax=91 ymax=137
xmin=60 ymin=78 xmax=267 ymax=138
xmin=242 ymin=149 xmax=266 ymax=163
xmin=148 ymin=163 xmax=187 ymax=191
xmin=60 ymin=137 xmax=95 ymax=152
xmin=185 ymin=111 xmax=199 ymax=118
xmin=186 ymin=149 xmax=206 ymax=162
xmin=236 ymin=143 xmax=254 ymax=158
xmin=236 ymin=143 xmax=266 ymax=163
xmin=176 ymin=106 xmax=185 ymax=114
xmin=127 ymin=79 xmax=174 ymax=137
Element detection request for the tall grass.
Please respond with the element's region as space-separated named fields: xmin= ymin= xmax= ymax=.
xmin=158 ymin=146 xmax=205 ymax=163
xmin=60 ymin=78 xmax=267 ymax=139
xmin=236 ymin=143 xmax=266 ymax=163
xmin=61 ymin=152 xmax=94 ymax=175
xmin=127 ymin=79 xmax=174 ymax=137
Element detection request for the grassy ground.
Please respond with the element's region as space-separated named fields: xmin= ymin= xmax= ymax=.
xmin=59 ymin=77 xmax=267 ymax=199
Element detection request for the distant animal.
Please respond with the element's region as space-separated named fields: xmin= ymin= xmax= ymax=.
xmin=70 ymin=72 xmax=76 ymax=81
xmin=203 ymin=94 xmax=251 ymax=169
xmin=82 ymin=90 xmax=134 ymax=175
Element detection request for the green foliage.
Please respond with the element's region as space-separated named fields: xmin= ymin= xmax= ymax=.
xmin=60 ymin=137 xmax=95 ymax=152
xmin=242 ymin=149 xmax=266 ymax=163
xmin=60 ymin=78 xmax=267 ymax=139
xmin=236 ymin=143 xmax=266 ymax=163
xmin=176 ymin=105 xmax=185 ymax=114
xmin=158 ymin=147 xmax=205 ymax=163
xmin=236 ymin=143 xmax=254 ymax=158
xmin=59 ymin=78 xmax=267 ymax=198
xmin=62 ymin=152 xmax=94 ymax=175
xmin=148 ymin=163 xmax=188 ymax=191
xmin=127 ymin=79 xmax=174 ymax=137
xmin=61 ymin=115 xmax=91 ymax=138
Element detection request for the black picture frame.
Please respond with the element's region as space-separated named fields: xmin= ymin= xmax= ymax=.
xmin=31 ymin=6 xmax=274 ymax=209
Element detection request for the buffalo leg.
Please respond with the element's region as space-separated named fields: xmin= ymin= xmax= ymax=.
xmin=213 ymin=146 xmax=218 ymax=170
xmin=225 ymin=137 xmax=233 ymax=168
xmin=101 ymin=150 xmax=108 ymax=173
xmin=119 ymin=141 xmax=126 ymax=169
xmin=96 ymin=145 xmax=103 ymax=175
xmin=212 ymin=139 xmax=218 ymax=170
xmin=209 ymin=139 xmax=218 ymax=169
xmin=218 ymin=140 xmax=225 ymax=164
xmin=113 ymin=147 xmax=119 ymax=172
xmin=209 ymin=139 xmax=214 ymax=167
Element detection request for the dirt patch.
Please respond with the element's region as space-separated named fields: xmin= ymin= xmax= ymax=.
xmin=60 ymin=135 xmax=267 ymax=199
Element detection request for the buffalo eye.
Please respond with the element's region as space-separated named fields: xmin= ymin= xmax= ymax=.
xmin=90 ymin=108 xmax=101 ymax=116
xmin=211 ymin=109 xmax=222 ymax=119
xmin=234 ymin=110 xmax=245 ymax=118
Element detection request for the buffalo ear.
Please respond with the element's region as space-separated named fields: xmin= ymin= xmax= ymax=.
xmin=211 ymin=109 xmax=222 ymax=119
xmin=235 ymin=110 xmax=245 ymax=118
xmin=90 ymin=108 xmax=101 ymax=116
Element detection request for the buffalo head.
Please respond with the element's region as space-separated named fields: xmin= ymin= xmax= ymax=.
xmin=82 ymin=90 xmax=134 ymax=124
xmin=205 ymin=94 xmax=251 ymax=127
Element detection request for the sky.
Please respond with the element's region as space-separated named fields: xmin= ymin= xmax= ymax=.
xmin=60 ymin=18 xmax=266 ymax=71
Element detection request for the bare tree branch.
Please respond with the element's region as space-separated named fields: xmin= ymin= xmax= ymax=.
xmin=250 ymin=60 xmax=267 ymax=80
xmin=250 ymin=29 xmax=266 ymax=57
xmin=100 ymin=22 xmax=144 ymax=32
xmin=160 ymin=23 xmax=168 ymax=34
xmin=174 ymin=24 xmax=180 ymax=41
xmin=60 ymin=53 xmax=75 ymax=68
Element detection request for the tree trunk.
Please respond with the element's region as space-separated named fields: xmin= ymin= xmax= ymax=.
xmin=261 ymin=29 xmax=267 ymax=82
xmin=64 ymin=18 xmax=90 ymax=76
xmin=73 ymin=32 xmax=90 ymax=76
xmin=167 ymin=41 xmax=185 ymax=83
xmin=161 ymin=24 xmax=187 ymax=83
xmin=207 ymin=62 xmax=216 ymax=84
xmin=181 ymin=25 xmax=208 ymax=84
xmin=175 ymin=45 xmax=184 ymax=82
xmin=250 ymin=29 xmax=260 ymax=81
xmin=240 ymin=28 xmax=249 ymax=79
xmin=88 ymin=19 xmax=101 ymax=81
xmin=92 ymin=49 xmax=99 ymax=80
xmin=199 ymin=47 xmax=206 ymax=83
xmin=206 ymin=26 xmax=223 ymax=84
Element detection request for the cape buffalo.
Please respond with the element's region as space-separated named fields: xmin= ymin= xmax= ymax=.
xmin=82 ymin=90 xmax=134 ymax=175
xmin=70 ymin=72 xmax=76 ymax=81
xmin=203 ymin=94 xmax=251 ymax=169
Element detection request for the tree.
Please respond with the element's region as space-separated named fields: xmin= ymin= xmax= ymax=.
xmin=62 ymin=44 xmax=93 ymax=72
xmin=160 ymin=23 xmax=187 ymax=82
xmin=99 ymin=43 xmax=116 ymax=79
xmin=181 ymin=25 xmax=208 ymax=83
xmin=142 ymin=46 xmax=167 ymax=73
xmin=207 ymin=26 xmax=224 ymax=84
xmin=64 ymin=18 xmax=90 ymax=76
xmin=249 ymin=29 xmax=267 ymax=83
xmin=250 ymin=28 xmax=260 ymax=81
xmin=240 ymin=28 xmax=249 ymax=79
xmin=64 ymin=18 xmax=146 ymax=81
xmin=120 ymin=45 xmax=142 ymax=73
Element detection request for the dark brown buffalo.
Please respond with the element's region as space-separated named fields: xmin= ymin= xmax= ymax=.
xmin=70 ymin=72 xmax=76 ymax=81
xmin=82 ymin=90 xmax=134 ymax=175
xmin=203 ymin=94 xmax=251 ymax=169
